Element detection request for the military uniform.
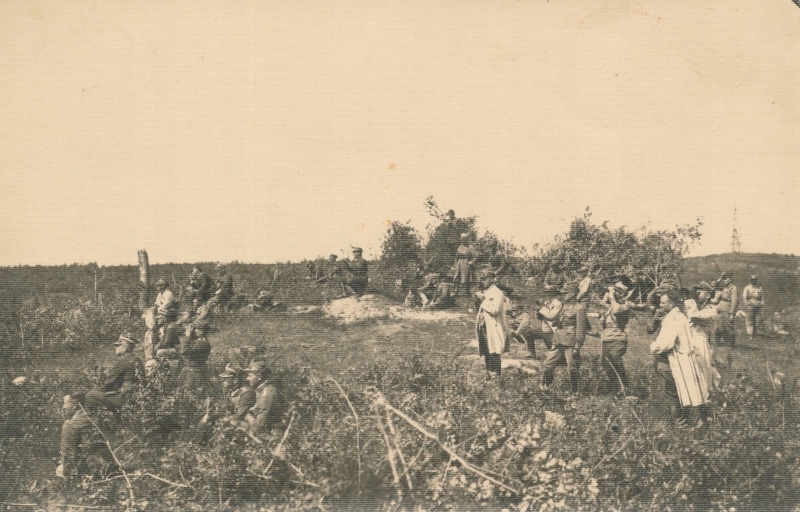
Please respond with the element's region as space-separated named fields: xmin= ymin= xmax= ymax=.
xmin=428 ymin=282 xmax=457 ymax=310
xmin=60 ymin=409 xmax=94 ymax=476
xmin=601 ymin=299 xmax=635 ymax=394
xmin=229 ymin=385 xmax=257 ymax=421
xmin=711 ymin=281 xmax=738 ymax=345
xmin=85 ymin=352 xmax=144 ymax=410
xmin=452 ymin=244 xmax=478 ymax=295
xmin=541 ymin=299 xmax=587 ymax=393
xmin=742 ymin=280 xmax=764 ymax=339
xmin=190 ymin=271 xmax=215 ymax=304
xmin=246 ymin=382 xmax=281 ymax=432
xmin=180 ymin=332 xmax=211 ymax=390
xmin=344 ymin=255 xmax=369 ymax=295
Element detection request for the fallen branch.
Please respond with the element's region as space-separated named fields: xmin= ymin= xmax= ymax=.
xmin=374 ymin=410 xmax=403 ymax=501
xmin=370 ymin=391 xmax=519 ymax=495
xmin=384 ymin=407 xmax=413 ymax=490
xmin=326 ymin=377 xmax=362 ymax=493
xmin=79 ymin=405 xmax=136 ymax=510
xmin=135 ymin=471 xmax=194 ymax=489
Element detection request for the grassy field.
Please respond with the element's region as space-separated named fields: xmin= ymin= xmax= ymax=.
xmin=1 ymin=254 xmax=799 ymax=510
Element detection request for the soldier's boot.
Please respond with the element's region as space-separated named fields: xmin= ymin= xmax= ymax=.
xmin=569 ymin=369 xmax=581 ymax=395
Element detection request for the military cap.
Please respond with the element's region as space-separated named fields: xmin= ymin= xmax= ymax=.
xmin=219 ymin=363 xmax=240 ymax=378
xmin=721 ymin=272 xmax=733 ymax=279
xmin=156 ymin=278 xmax=168 ymax=287
xmin=750 ymin=274 xmax=758 ymax=280
xmin=352 ymin=247 xmax=363 ymax=253
xmin=692 ymin=281 xmax=714 ymax=293
xmin=244 ymin=360 xmax=270 ymax=376
xmin=215 ymin=262 xmax=227 ymax=269
xmin=116 ymin=335 xmax=139 ymax=346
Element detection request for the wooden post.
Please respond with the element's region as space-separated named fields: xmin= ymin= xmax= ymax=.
xmin=138 ymin=250 xmax=150 ymax=312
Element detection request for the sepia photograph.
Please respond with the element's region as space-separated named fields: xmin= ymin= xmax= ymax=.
xmin=1 ymin=1 xmax=799 ymax=510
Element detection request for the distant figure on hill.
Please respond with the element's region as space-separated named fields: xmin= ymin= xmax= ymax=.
xmin=316 ymin=254 xmax=342 ymax=283
xmin=188 ymin=266 xmax=215 ymax=308
xmin=85 ymin=336 xmax=144 ymax=411
xmin=710 ymin=272 xmax=738 ymax=346
xmin=208 ymin=263 xmax=234 ymax=309
xmin=341 ymin=247 xmax=369 ymax=297
xmin=742 ymin=275 xmax=765 ymax=341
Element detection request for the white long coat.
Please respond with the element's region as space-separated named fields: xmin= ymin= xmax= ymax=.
xmin=475 ymin=285 xmax=510 ymax=355
xmin=650 ymin=307 xmax=709 ymax=407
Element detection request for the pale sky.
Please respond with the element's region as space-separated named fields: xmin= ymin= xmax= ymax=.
xmin=1 ymin=1 xmax=798 ymax=266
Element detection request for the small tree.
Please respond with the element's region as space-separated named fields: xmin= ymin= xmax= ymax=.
xmin=529 ymin=208 xmax=702 ymax=295
xmin=422 ymin=197 xmax=478 ymax=273
xmin=380 ymin=221 xmax=422 ymax=268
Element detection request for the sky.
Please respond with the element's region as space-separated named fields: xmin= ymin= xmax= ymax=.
xmin=1 ymin=0 xmax=798 ymax=266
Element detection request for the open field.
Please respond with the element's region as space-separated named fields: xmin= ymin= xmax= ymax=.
xmin=1 ymin=254 xmax=799 ymax=510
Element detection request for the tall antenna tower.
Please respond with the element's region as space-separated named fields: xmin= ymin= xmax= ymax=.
xmin=731 ymin=207 xmax=742 ymax=254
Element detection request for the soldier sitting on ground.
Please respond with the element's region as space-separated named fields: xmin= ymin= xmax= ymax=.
xmin=248 ymin=289 xmax=284 ymax=312
xmin=85 ymin=335 xmax=144 ymax=412
xmin=341 ymin=247 xmax=369 ymax=297
xmin=231 ymin=361 xmax=281 ymax=434
xmin=179 ymin=321 xmax=211 ymax=393
xmin=56 ymin=392 xmax=95 ymax=478
xmin=426 ymin=279 xmax=457 ymax=310
xmin=188 ymin=265 xmax=215 ymax=310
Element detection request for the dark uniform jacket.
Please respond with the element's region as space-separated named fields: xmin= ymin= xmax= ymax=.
xmin=248 ymin=382 xmax=280 ymax=432
xmin=181 ymin=335 xmax=211 ymax=368
xmin=216 ymin=272 xmax=234 ymax=300
xmin=229 ymin=385 xmax=257 ymax=421
xmin=552 ymin=302 xmax=588 ymax=349
xmin=192 ymin=272 xmax=215 ymax=302
xmin=100 ymin=353 xmax=144 ymax=394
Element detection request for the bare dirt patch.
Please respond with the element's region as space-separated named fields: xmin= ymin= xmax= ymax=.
xmin=322 ymin=294 xmax=466 ymax=324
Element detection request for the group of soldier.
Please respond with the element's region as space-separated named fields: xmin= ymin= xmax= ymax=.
xmin=58 ymin=250 xmax=768 ymax=476
xmin=57 ymin=263 xmax=281 ymax=478
xmin=305 ymin=247 xmax=370 ymax=297
xmin=474 ymin=265 xmax=766 ymax=428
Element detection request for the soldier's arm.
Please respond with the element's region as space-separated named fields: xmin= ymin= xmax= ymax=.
xmin=233 ymin=389 xmax=257 ymax=421
xmin=101 ymin=360 xmax=125 ymax=391
xmin=249 ymin=387 xmax=278 ymax=432
xmin=729 ymin=286 xmax=738 ymax=312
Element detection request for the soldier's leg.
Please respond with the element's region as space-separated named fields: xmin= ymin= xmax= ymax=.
xmin=541 ymin=347 xmax=564 ymax=388
xmin=564 ymin=347 xmax=581 ymax=394
xmin=85 ymin=390 xmax=124 ymax=411
xmin=745 ymin=308 xmax=755 ymax=338
xmin=603 ymin=340 xmax=629 ymax=394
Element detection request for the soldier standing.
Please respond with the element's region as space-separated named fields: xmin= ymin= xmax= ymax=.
xmin=600 ymin=281 xmax=647 ymax=396
xmin=710 ymin=272 xmax=738 ymax=346
xmin=742 ymin=275 xmax=765 ymax=341
xmin=540 ymin=283 xmax=588 ymax=396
